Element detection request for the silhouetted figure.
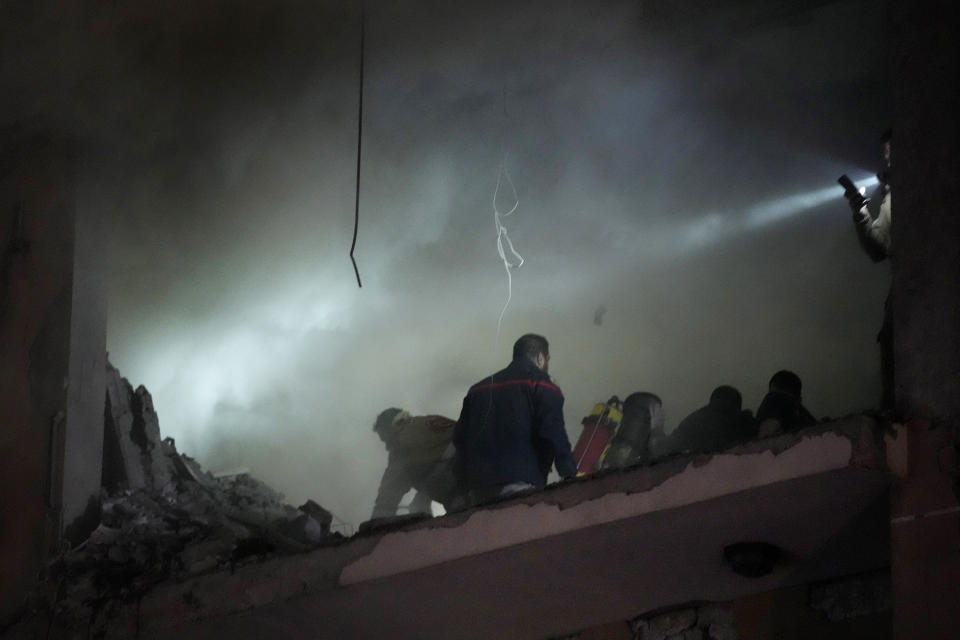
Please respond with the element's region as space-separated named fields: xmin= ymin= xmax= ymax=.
xmin=669 ymin=385 xmax=755 ymax=454
xmin=847 ymin=129 xmax=894 ymax=413
xmin=454 ymin=334 xmax=576 ymax=504
xmin=371 ymin=408 xmax=460 ymax=519
xmin=602 ymin=392 xmax=663 ymax=468
xmin=755 ymin=370 xmax=817 ymax=437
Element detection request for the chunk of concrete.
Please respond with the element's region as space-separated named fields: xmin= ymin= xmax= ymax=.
xmin=638 ymin=608 xmax=697 ymax=640
xmin=102 ymin=362 xmax=177 ymax=493
xmin=706 ymin=622 xmax=739 ymax=640
xmin=809 ymin=571 xmax=891 ymax=621
xmin=696 ymin=603 xmax=734 ymax=628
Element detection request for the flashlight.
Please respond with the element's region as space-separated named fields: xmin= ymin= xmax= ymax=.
xmin=838 ymin=174 xmax=869 ymax=210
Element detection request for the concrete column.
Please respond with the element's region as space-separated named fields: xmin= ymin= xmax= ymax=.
xmin=61 ymin=160 xmax=108 ymax=544
xmin=889 ymin=1 xmax=960 ymax=638
xmin=891 ymin=2 xmax=960 ymax=425
xmin=0 ymin=130 xmax=106 ymax=625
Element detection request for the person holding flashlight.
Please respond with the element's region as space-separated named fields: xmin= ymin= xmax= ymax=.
xmin=850 ymin=129 xmax=892 ymax=261
xmin=845 ymin=128 xmax=893 ymax=413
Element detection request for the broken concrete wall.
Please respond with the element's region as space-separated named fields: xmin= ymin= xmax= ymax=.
xmin=59 ymin=153 xmax=107 ymax=546
xmin=101 ymin=362 xmax=175 ymax=493
xmin=887 ymin=4 xmax=960 ymax=637
xmin=0 ymin=130 xmax=105 ymax=627
xmin=32 ymin=467 xmax=334 ymax=635
xmin=890 ymin=0 xmax=960 ymax=426
xmin=4 ymin=365 xmax=336 ymax=638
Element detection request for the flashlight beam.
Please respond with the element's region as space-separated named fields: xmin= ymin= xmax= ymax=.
xmin=670 ymin=175 xmax=880 ymax=252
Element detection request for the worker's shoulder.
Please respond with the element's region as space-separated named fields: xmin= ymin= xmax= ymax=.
xmin=527 ymin=369 xmax=563 ymax=398
xmin=508 ymin=358 xmax=560 ymax=387
xmin=465 ymin=360 xmax=560 ymax=394
xmin=467 ymin=364 xmax=508 ymax=390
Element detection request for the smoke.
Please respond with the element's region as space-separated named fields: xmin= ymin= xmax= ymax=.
xmin=2 ymin=0 xmax=890 ymax=525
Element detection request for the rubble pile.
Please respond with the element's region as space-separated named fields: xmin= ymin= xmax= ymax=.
xmin=553 ymin=603 xmax=740 ymax=640
xmin=629 ymin=604 xmax=740 ymax=640
xmin=809 ymin=571 xmax=891 ymax=621
xmin=32 ymin=363 xmax=337 ymax=629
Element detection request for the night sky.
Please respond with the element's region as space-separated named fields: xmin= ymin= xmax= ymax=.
xmin=2 ymin=0 xmax=890 ymax=525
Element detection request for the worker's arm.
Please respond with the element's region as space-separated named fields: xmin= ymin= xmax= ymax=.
xmin=371 ymin=454 xmax=411 ymax=519
xmin=534 ymin=381 xmax=577 ymax=479
xmin=852 ymin=188 xmax=891 ymax=262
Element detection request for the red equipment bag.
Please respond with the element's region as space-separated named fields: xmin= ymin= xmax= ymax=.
xmin=572 ymin=396 xmax=623 ymax=474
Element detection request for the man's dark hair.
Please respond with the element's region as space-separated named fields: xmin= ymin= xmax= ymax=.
xmin=373 ymin=407 xmax=403 ymax=431
xmin=769 ymin=370 xmax=802 ymax=398
xmin=709 ymin=385 xmax=742 ymax=413
xmin=513 ymin=333 xmax=549 ymax=361
xmin=623 ymin=392 xmax=662 ymax=411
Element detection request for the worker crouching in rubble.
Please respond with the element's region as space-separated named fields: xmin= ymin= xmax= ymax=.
xmin=371 ymin=408 xmax=462 ymax=519
xmin=454 ymin=333 xmax=577 ymax=505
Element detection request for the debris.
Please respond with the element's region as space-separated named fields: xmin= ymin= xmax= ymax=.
xmin=32 ymin=362 xmax=339 ymax=630
xmin=102 ymin=361 xmax=177 ymax=493
xmin=630 ymin=603 xmax=741 ymax=640
xmin=808 ymin=571 xmax=891 ymax=621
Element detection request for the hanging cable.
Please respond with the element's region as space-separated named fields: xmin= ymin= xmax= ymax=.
xmin=349 ymin=6 xmax=366 ymax=288
xmin=493 ymin=155 xmax=522 ymax=344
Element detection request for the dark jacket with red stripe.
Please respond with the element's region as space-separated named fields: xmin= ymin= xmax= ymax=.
xmin=454 ymin=356 xmax=577 ymax=490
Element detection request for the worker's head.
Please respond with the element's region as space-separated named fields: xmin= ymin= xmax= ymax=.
xmin=513 ymin=333 xmax=550 ymax=372
xmin=623 ymin=392 xmax=664 ymax=433
xmin=768 ymin=370 xmax=803 ymax=401
xmin=373 ymin=407 xmax=406 ymax=443
xmin=709 ymin=385 xmax=743 ymax=414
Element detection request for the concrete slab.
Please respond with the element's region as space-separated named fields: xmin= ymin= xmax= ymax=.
xmin=104 ymin=417 xmax=889 ymax=640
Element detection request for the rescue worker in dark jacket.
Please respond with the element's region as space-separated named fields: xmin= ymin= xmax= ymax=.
xmin=755 ymin=370 xmax=817 ymax=437
xmin=669 ymin=385 xmax=755 ymax=455
xmin=454 ymin=333 xmax=577 ymax=504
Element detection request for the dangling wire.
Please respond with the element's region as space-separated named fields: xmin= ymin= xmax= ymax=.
xmin=349 ymin=6 xmax=366 ymax=288
xmin=479 ymin=94 xmax=523 ymax=433
xmin=493 ymin=156 xmax=522 ymax=344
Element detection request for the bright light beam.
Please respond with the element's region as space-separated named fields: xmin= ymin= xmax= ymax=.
xmin=671 ymin=174 xmax=881 ymax=253
xmin=745 ymin=175 xmax=879 ymax=229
